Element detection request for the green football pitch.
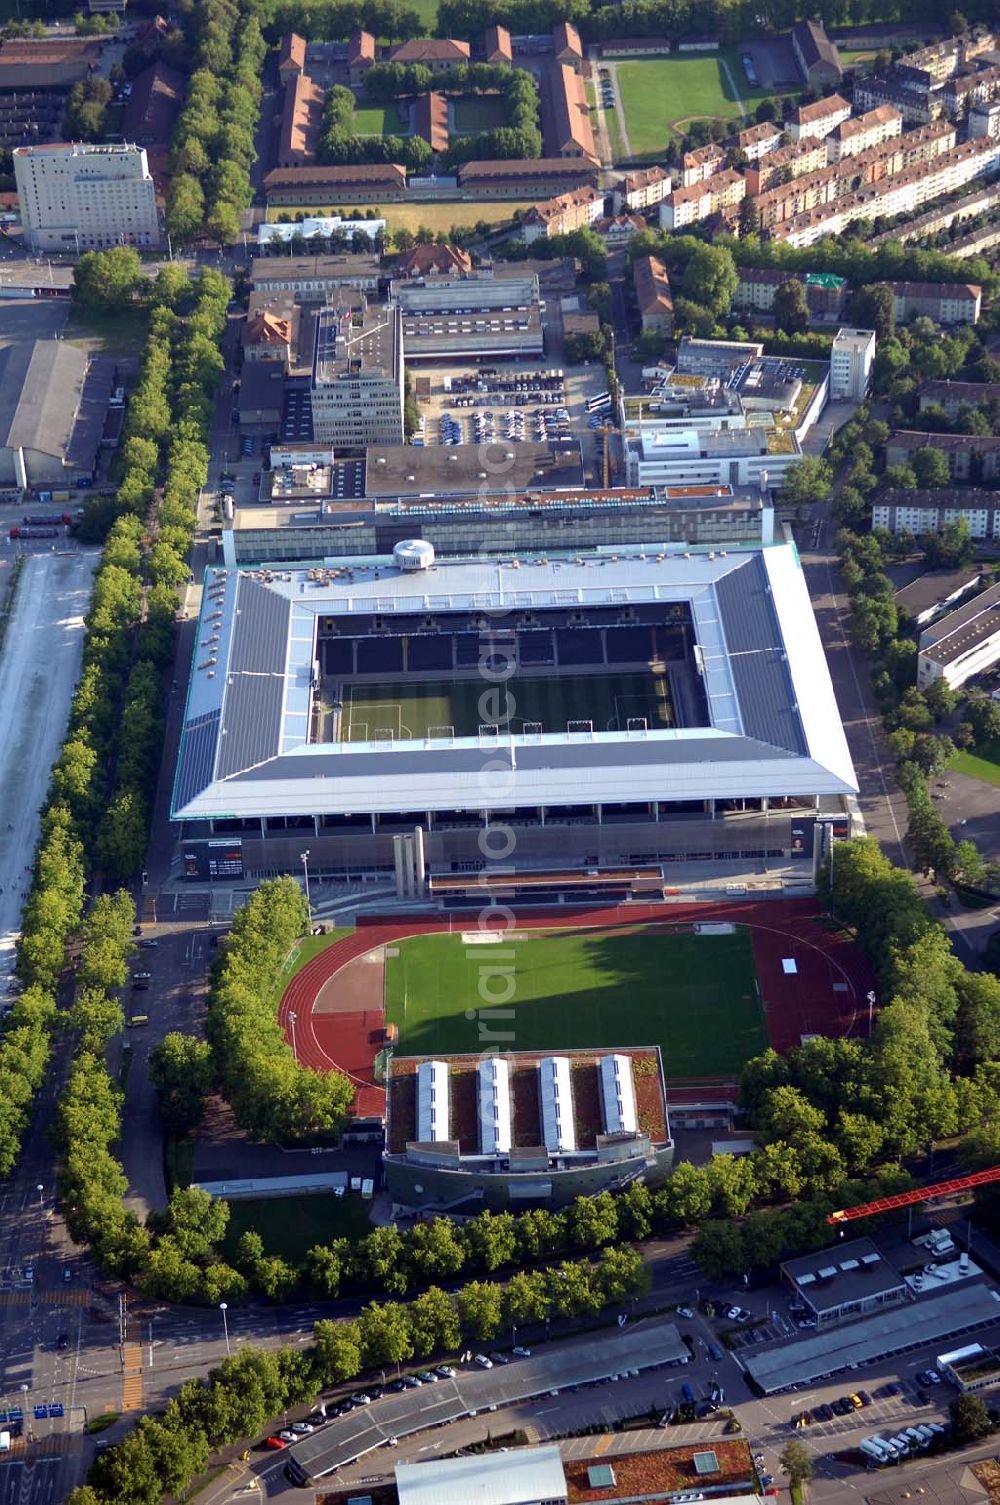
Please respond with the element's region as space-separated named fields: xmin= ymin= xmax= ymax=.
xmin=383 ymin=927 xmax=766 ymax=1078
xmin=337 ymin=672 xmax=673 ymax=741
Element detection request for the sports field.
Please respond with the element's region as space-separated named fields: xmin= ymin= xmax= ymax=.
xmin=336 ymin=671 xmax=673 ymax=741
xmin=612 ymin=47 xmax=789 ymax=157
xmin=384 ymin=927 xmax=766 ymax=1077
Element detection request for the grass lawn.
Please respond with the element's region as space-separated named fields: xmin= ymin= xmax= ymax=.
xmin=613 ymin=46 xmax=795 ymax=160
xmin=453 ymin=94 xmax=508 ymax=132
xmin=401 ymin=0 xmax=437 ymax=29
xmin=354 ymin=100 xmax=410 ymax=135
xmin=222 ymin=1192 xmax=374 ymax=1263
xmin=64 ymin=303 xmax=150 ymax=357
xmin=280 ymin=927 xmax=352 ymax=985
xmin=950 ymin=739 xmax=1000 ymax=787
xmin=337 ymin=671 xmax=673 ymax=741
xmin=384 ymin=927 xmax=766 ymax=1078
xmin=265 ymin=200 xmax=533 ymax=235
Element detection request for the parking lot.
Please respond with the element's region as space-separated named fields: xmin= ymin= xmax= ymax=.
xmin=415 ymin=358 xmax=613 ymax=479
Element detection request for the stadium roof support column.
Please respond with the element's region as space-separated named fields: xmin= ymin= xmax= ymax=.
xmin=393 ymin=834 xmax=406 ymax=898
xmin=414 ymin=824 xmax=426 ymax=893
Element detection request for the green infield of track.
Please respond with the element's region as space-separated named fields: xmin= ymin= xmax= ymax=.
xmin=384 ymin=926 xmax=766 ymax=1078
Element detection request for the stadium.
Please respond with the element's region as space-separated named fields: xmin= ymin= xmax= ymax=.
xmin=171 ymin=540 xmax=858 ymax=883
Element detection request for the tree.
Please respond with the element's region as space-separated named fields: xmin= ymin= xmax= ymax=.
xmin=773 ymin=278 xmax=809 ymax=336
xmin=949 ymin=1392 xmax=992 ymax=1445
xmin=912 ymin=446 xmax=951 ymax=488
xmin=162 ymin=1186 xmax=229 ymax=1262
xmin=846 ymin=282 xmax=895 ymax=340
xmin=73 ymin=247 xmax=142 ymax=313
xmin=457 ymin=1280 xmax=504 ymax=1341
xmin=408 ymin=1285 xmax=461 ymax=1355
xmin=165 ymin=174 xmax=207 ymax=242
xmin=313 ymin=1319 xmax=362 ymax=1386
xmin=755 ymin=97 xmax=779 ymax=122
xmin=149 ymin=1033 xmax=213 ymax=1135
xmin=780 ymin=456 xmax=832 ymax=507
xmin=358 ymin=1301 xmax=414 ymax=1368
xmin=681 ymin=243 xmax=737 ymax=318
xmin=739 ymin=195 xmax=760 ymax=238
xmin=780 ymin=1439 xmax=814 ymax=1487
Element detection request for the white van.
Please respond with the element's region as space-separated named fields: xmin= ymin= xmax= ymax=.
xmin=860 ymin=1437 xmax=890 ymax=1466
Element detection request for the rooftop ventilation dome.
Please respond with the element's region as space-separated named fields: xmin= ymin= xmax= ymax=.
xmin=393 ymin=539 xmax=435 ymax=572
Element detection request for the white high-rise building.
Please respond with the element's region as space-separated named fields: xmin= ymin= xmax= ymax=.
xmin=310 ymin=303 xmax=404 ymax=448
xmin=830 ymin=327 xmax=876 ymax=401
xmin=14 ymin=142 xmax=160 ymax=253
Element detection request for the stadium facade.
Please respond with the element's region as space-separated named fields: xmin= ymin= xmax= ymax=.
xmin=171 ymin=541 xmax=858 ymax=882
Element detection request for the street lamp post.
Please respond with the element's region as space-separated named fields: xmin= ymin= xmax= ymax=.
xmin=36 ymin=1184 xmax=43 ymax=1210
xmin=300 ymin=850 xmax=311 ymax=919
xmin=219 ymin=1302 xmax=231 ymax=1357
xmin=288 ymin=1011 xmax=298 ymax=1064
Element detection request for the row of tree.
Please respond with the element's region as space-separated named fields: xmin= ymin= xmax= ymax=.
xmin=165 ymin=0 xmax=266 ymax=244
xmin=70 ymin=1242 xmax=648 ymax=1505
xmin=444 ymin=69 xmax=540 ymax=169
xmin=263 ymin=0 xmax=426 ymax=39
xmin=204 ymin=878 xmax=356 ymax=1143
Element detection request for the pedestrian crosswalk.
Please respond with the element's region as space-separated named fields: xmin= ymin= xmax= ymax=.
xmin=0 ymin=1287 xmax=90 ymax=1308
xmin=121 ymin=1343 xmax=143 ymax=1412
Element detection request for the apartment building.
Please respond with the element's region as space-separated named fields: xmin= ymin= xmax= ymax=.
xmin=942 ymin=63 xmax=1000 ymax=118
xmin=873 ymin=487 xmax=1000 ymax=540
xmin=753 ymin=120 xmax=956 ymax=230
xmin=890 ymin=280 xmax=982 ymax=325
xmin=732 ymin=267 xmax=846 ymax=321
xmin=617 ymin=164 xmax=671 ymax=211
xmin=918 ymin=379 xmax=999 ymax=417
xmin=456 ymin=157 xmax=599 ymax=198
xmin=659 ymin=168 xmax=744 ymax=230
xmin=520 ymin=184 xmax=604 ymax=241
xmin=788 ymin=93 xmax=851 ymax=142
xmin=771 ymin=134 xmax=1000 ymax=247
xmin=680 ymin=141 xmax=726 ymax=187
xmin=886 ymin=429 xmax=1000 ymax=482
xmin=277 ymin=31 xmax=306 ymax=80
xmin=553 ymin=20 xmax=584 ymax=71
xmin=249 ymin=254 xmax=381 ymax=296
xmin=830 ymin=327 xmax=875 ymax=400
xmin=633 ymin=254 xmax=674 ymax=335
xmin=14 ymin=141 xmax=159 ymax=251
xmin=745 ymin=137 xmax=827 ymax=195
xmin=854 ymin=75 xmax=940 ymax=125
xmin=826 ymin=105 xmax=902 ymax=163
xmin=969 ymin=100 xmax=1000 ymax=137
xmin=738 ymin=120 xmax=784 ymax=161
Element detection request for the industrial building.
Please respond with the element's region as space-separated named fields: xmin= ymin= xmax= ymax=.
xmin=385 ymin=1046 xmax=672 ymax=1210
xmin=781 ymin=1238 xmax=908 ymax=1329
xmin=390 ymin=273 xmax=544 ymax=360
xmin=0 ymin=341 xmax=112 ymax=487
xmin=14 ymin=141 xmax=160 ymax=252
xmin=310 ymin=303 xmax=404 ymax=448
xmin=171 ymin=542 xmax=857 ymax=880
xmin=917 ymin=579 xmax=1000 ymax=690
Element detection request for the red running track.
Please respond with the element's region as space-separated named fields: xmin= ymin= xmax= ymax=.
xmin=277 ymin=899 xmax=877 ymax=1116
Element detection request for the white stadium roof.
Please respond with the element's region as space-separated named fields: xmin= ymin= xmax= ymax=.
xmin=396 ymin=1446 xmax=566 ymax=1505
xmin=171 ymin=543 xmax=857 ymax=822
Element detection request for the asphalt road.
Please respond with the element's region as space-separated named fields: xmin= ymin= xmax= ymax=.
xmin=0 ymin=550 xmax=98 ymax=979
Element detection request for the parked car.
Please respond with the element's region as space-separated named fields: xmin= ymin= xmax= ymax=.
xmin=511 ymin=1346 xmax=531 ymax=1358
xmin=290 ymin=1421 xmax=313 ymax=1434
xmin=474 ymin=1354 xmax=493 ymax=1369
xmin=435 ymin=1366 xmax=456 ymax=1379
xmin=263 ymin=1437 xmax=287 ymax=1450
